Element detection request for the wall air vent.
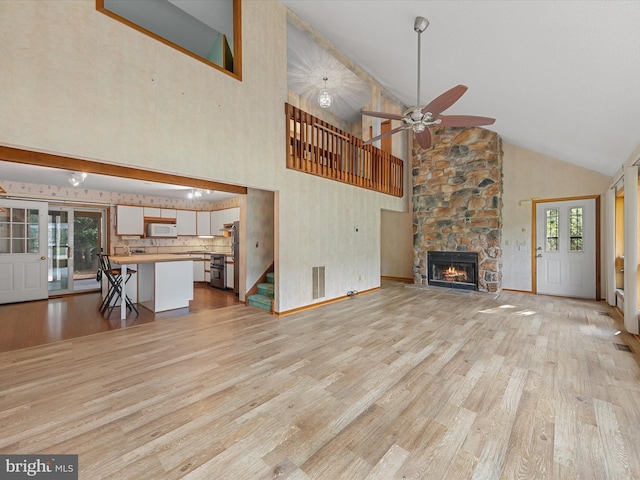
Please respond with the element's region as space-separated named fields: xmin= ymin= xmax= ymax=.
xmin=312 ymin=266 xmax=325 ymax=300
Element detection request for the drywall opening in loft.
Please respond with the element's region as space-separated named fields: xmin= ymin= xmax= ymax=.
xmin=97 ymin=0 xmax=241 ymax=79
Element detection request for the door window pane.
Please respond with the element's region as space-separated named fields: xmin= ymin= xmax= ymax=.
xmin=545 ymin=209 xmax=559 ymax=252
xmin=569 ymin=207 xmax=583 ymax=252
xmin=0 ymin=207 xmax=40 ymax=254
xmin=12 ymin=208 xmax=25 ymax=222
xmin=12 ymin=238 xmax=25 ymax=253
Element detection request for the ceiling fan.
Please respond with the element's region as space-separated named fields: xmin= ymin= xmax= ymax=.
xmin=363 ymin=16 xmax=495 ymax=150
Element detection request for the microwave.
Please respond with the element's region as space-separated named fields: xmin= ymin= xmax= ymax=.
xmin=146 ymin=223 xmax=178 ymax=237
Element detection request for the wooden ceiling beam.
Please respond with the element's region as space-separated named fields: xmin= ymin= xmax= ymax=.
xmin=0 ymin=146 xmax=247 ymax=195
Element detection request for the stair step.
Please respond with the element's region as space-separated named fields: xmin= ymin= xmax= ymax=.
xmin=258 ymin=283 xmax=274 ymax=297
xmin=266 ymin=272 xmax=275 ymax=284
xmin=247 ymin=294 xmax=273 ymax=312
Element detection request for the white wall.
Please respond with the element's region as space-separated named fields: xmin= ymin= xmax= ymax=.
xmin=0 ymin=0 xmax=407 ymax=312
xmin=502 ymin=142 xmax=611 ymax=291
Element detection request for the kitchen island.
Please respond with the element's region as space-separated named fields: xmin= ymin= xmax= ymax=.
xmin=110 ymin=254 xmax=195 ymax=320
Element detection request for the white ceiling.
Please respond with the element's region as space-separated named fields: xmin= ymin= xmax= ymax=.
xmin=283 ymin=0 xmax=640 ymax=177
xmin=0 ymin=161 xmax=238 ymax=202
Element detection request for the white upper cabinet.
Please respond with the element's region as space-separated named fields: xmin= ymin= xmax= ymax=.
xmin=176 ymin=210 xmax=197 ymax=236
xmin=196 ymin=211 xmax=211 ymax=236
xmin=116 ymin=205 xmax=144 ymax=235
xmin=143 ymin=207 xmax=161 ymax=218
xmin=211 ymin=207 xmax=239 ymax=234
xmin=144 ymin=207 xmax=177 ymax=219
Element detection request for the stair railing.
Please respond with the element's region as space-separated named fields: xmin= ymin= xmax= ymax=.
xmin=285 ymin=104 xmax=403 ymax=197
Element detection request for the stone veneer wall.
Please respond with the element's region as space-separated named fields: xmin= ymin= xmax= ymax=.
xmin=413 ymin=127 xmax=503 ymax=292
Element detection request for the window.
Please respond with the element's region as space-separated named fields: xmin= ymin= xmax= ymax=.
xmin=569 ymin=207 xmax=584 ymax=252
xmin=545 ymin=209 xmax=558 ymax=252
xmin=0 ymin=207 xmax=40 ymax=254
xmin=97 ymin=0 xmax=241 ymax=79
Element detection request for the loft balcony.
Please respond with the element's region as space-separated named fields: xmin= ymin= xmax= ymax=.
xmin=285 ymin=103 xmax=404 ymax=197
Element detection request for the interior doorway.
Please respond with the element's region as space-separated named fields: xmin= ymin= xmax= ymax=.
xmin=48 ymin=206 xmax=107 ymax=295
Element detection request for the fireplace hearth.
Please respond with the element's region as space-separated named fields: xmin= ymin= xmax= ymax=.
xmin=427 ymin=251 xmax=479 ymax=291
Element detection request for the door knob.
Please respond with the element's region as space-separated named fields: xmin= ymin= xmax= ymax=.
xmin=40 ymin=256 xmax=46 ymax=260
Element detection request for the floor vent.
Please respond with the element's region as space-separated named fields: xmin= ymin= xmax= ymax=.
xmin=312 ymin=266 xmax=325 ymax=300
xmin=598 ymin=311 xmax=612 ymax=317
xmin=614 ymin=343 xmax=633 ymax=352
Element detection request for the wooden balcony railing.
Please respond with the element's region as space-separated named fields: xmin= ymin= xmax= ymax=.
xmin=285 ymin=103 xmax=403 ymax=197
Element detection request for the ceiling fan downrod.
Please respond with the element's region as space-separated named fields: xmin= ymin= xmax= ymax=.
xmin=414 ymin=16 xmax=429 ymax=107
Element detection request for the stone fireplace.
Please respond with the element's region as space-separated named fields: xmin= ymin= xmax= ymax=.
xmin=413 ymin=127 xmax=503 ymax=292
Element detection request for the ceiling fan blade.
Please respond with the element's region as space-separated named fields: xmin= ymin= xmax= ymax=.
xmin=437 ymin=114 xmax=496 ymax=127
xmin=361 ymin=110 xmax=406 ymax=121
xmin=421 ymin=84 xmax=468 ymax=116
xmin=364 ymin=125 xmax=407 ymax=145
xmin=414 ymin=128 xmax=432 ymax=149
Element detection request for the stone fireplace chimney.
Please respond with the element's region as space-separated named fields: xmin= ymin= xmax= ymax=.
xmin=412 ymin=127 xmax=503 ymax=292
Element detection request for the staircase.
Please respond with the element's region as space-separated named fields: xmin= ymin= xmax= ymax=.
xmin=247 ymin=272 xmax=274 ymax=313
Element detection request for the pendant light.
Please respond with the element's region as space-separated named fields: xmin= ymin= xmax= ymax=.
xmin=318 ymin=77 xmax=333 ymax=109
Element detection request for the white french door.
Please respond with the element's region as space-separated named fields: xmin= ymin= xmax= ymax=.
xmin=535 ymin=198 xmax=596 ymax=299
xmin=0 ymin=199 xmax=49 ymax=304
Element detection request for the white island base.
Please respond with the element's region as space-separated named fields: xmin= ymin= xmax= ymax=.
xmin=110 ymin=254 xmax=194 ymax=319
xmin=137 ymin=261 xmax=194 ymax=313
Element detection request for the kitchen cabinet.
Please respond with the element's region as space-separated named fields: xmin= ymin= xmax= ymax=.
xmin=176 ymin=210 xmax=197 ymax=236
xmin=116 ymin=205 xmax=144 ymax=235
xmin=220 ymin=207 xmax=239 ymax=226
xmin=210 ymin=210 xmax=222 ymax=235
xmin=226 ymin=258 xmax=234 ymax=290
xmin=110 ymin=254 xmax=194 ymax=316
xmin=143 ymin=207 xmax=161 ymax=218
xmin=211 ymin=207 xmax=239 ymax=235
xmin=193 ymin=258 xmax=206 ymax=282
xmin=144 ymin=207 xmax=177 ymax=219
xmin=196 ymin=211 xmax=211 ymax=236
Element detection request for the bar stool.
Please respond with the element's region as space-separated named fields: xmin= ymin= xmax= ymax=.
xmin=98 ymin=254 xmax=138 ymax=318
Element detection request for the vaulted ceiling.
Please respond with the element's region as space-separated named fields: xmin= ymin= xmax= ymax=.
xmin=283 ymin=0 xmax=640 ymax=177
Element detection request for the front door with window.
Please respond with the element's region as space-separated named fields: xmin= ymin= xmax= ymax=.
xmin=535 ymin=198 xmax=596 ymax=299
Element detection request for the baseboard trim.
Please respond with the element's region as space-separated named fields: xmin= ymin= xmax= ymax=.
xmin=381 ymin=276 xmax=413 ymax=283
xmin=501 ymin=288 xmax=534 ymax=294
xmin=274 ymin=286 xmax=380 ymax=316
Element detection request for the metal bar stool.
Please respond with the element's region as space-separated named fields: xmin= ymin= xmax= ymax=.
xmin=98 ymin=254 xmax=138 ymax=318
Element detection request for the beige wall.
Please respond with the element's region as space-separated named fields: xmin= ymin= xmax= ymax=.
xmin=0 ymin=0 xmax=408 ymax=312
xmin=502 ymin=142 xmax=611 ymax=291
xmin=380 ymin=210 xmax=413 ymax=280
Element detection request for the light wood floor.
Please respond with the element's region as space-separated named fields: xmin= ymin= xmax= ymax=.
xmin=1 ymin=283 xmax=639 ymax=479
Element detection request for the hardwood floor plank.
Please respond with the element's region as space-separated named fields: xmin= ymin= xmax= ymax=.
xmin=593 ymin=398 xmax=632 ymax=479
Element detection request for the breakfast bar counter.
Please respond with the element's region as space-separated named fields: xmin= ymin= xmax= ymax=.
xmin=110 ymin=254 xmax=194 ymax=319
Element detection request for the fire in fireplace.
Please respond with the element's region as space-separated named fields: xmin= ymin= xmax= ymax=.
xmin=427 ymin=251 xmax=478 ymax=291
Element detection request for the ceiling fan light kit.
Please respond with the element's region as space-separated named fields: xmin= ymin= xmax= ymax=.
xmin=362 ymin=16 xmax=495 ymax=150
